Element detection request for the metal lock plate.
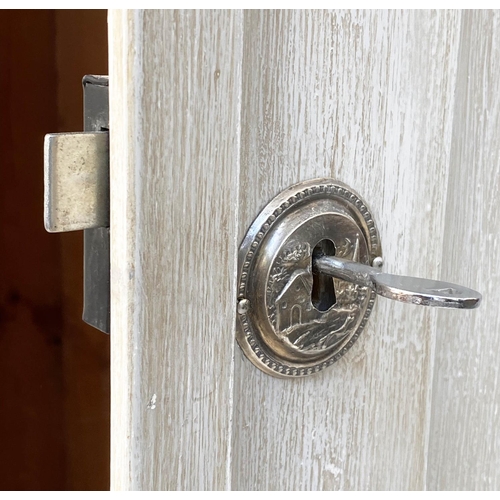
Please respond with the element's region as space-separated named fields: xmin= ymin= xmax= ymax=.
xmin=44 ymin=75 xmax=110 ymax=333
xmin=237 ymin=178 xmax=381 ymax=378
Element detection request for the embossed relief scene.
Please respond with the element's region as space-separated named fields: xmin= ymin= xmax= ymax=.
xmin=266 ymin=237 xmax=368 ymax=352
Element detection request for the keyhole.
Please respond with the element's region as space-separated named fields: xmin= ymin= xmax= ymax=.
xmin=311 ymin=239 xmax=337 ymax=311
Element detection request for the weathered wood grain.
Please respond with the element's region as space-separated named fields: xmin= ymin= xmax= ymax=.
xmin=110 ymin=9 xmax=500 ymax=491
xmin=109 ymin=10 xmax=243 ymax=490
xmin=232 ymin=10 xmax=461 ymax=490
xmin=427 ymin=10 xmax=500 ymax=490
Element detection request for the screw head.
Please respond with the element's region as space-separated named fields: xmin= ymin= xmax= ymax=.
xmin=237 ymin=298 xmax=250 ymax=315
xmin=372 ymin=256 xmax=384 ymax=269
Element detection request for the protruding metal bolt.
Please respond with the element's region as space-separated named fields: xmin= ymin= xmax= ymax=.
xmin=237 ymin=298 xmax=250 ymax=315
xmin=372 ymin=256 xmax=384 ymax=269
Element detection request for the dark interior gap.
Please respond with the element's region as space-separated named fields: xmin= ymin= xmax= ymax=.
xmin=311 ymin=239 xmax=337 ymax=311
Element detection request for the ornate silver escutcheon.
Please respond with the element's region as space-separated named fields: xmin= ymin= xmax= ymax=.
xmin=236 ymin=178 xmax=482 ymax=378
xmin=236 ymin=178 xmax=381 ymax=378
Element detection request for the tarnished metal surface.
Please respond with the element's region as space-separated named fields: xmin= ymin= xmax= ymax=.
xmin=44 ymin=131 xmax=109 ymax=232
xmin=84 ymin=226 xmax=110 ymax=333
xmin=43 ymin=74 xmax=110 ymax=334
xmin=82 ymin=75 xmax=110 ymax=334
xmin=236 ymin=178 xmax=381 ymax=378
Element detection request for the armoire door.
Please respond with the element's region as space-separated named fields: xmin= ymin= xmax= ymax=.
xmin=108 ymin=10 xmax=500 ymax=490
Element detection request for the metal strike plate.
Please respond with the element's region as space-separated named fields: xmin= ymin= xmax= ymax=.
xmin=236 ymin=178 xmax=481 ymax=378
xmin=236 ymin=178 xmax=381 ymax=378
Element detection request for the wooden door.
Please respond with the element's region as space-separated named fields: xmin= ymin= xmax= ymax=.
xmin=108 ymin=10 xmax=500 ymax=490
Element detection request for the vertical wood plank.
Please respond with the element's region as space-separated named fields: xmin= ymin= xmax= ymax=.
xmin=427 ymin=10 xmax=500 ymax=490
xmin=109 ymin=10 xmax=243 ymax=490
xmin=111 ymin=9 xmax=500 ymax=491
xmin=232 ymin=10 xmax=461 ymax=490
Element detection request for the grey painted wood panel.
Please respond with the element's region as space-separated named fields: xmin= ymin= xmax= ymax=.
xmin=232 ymin=10 xmax=461 ymax=490
xmin=427 ymin=10 xmax=500 ymax=490
xmin=109 ymin=9 xmax=500 ymax=491
xmin=109 ymin=10 xmax=243 ymax=490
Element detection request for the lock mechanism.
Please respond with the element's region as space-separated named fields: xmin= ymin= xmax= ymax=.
xmin=236 ymin=178 xmax=481 ymax=378
xmin=44 ymin=75 xmax=110 ymax=334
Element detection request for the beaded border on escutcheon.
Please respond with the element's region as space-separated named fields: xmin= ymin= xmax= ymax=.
xmin=237 ymin=181 xmax=381 ymax=377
